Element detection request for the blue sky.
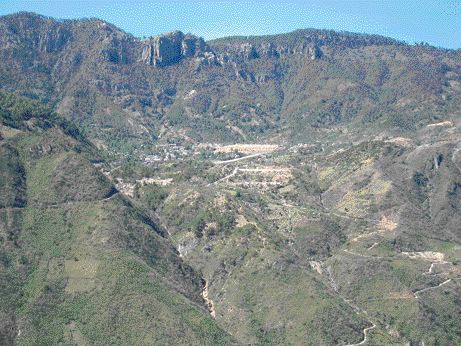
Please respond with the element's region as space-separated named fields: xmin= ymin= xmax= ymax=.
xmin=0 ymin=0 xmax=460 ymax=49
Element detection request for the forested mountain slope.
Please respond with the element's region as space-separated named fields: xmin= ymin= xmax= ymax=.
xmin=0 ymin=91 xmax=233 ymax=344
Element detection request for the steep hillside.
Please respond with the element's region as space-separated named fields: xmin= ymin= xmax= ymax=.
xmin=0 ymin=91 xmax=233 ymax=344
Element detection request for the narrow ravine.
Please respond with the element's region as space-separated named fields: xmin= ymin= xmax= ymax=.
xmin=202 ymin=279 xmax=216 ymax=318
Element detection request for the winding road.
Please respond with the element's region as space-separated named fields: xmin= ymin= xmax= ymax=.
xmin=209 ymin=167 xmax=238 ymax=185
xmin=346 ymin=322 xmax=376 ymax=346
xmin=0 ymin=191 xmax=119 ymax=210
xmin=413 ymin=279 xmax=452 ymax=298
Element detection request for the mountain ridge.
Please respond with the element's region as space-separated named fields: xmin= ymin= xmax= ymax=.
xmin=3 ymin=11 xmax=458 ymax=69
xmin=1 ymin=11 xmax=460 ymax=152
xmin=4 ymin=11 xmax=456 ymax=50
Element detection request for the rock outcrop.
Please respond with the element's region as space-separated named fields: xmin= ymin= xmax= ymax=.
xmin=210 ymin=41 xmax=323 ymax=64
xmin=101 ymin=35 xmax=134 ymax=64
xmin=141 ymin=31 xmax=215 ymax=67
xmin=37 ymin=25 xmax=72 ymax=53
xmin=240 ymin=43 xmax=259 ymax=60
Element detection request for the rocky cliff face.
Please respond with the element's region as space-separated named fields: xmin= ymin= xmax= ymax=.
xmin=232 ymin=41 xmax=322 ymax=60
xmin=139 ymin=30 xmax=326 ymax=68
xmin=141 ymin=31 xmax=215 ymax=67
xmin=98 ymin=23 xmax=138 ymax=64
xmin=0 ymin=12 xmax=72 ymax=53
